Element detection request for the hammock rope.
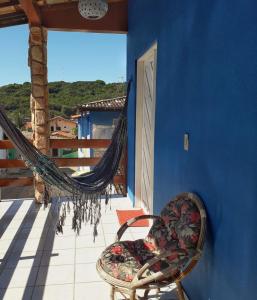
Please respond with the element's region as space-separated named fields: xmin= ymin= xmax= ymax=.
xmin=0 ymin=81 xmax=131 ymax=237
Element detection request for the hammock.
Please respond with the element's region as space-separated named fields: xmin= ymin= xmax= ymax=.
xmin=0 ymin=81 xmax=130 ymax=237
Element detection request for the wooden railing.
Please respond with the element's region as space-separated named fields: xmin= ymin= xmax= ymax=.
xmin=0 ymin=139 xmax=127 ymax=196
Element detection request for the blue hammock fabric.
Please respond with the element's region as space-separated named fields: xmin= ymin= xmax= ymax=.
xmin=0 ymin=82 xmax=130 ymax=236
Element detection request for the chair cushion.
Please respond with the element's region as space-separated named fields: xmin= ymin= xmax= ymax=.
xmin=147 ymin=197 xmax=201 ymax=252
xmin=99 ymin=239 xmax=188 ymax=282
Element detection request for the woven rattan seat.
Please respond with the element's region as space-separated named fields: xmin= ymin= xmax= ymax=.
xmin=96 ymin=192 xmax=206 ymax=300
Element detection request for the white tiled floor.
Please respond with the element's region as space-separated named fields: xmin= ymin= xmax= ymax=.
xmin=0 ymin=197 xmax=179 ymax=300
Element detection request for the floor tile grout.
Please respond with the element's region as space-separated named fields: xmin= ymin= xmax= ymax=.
xmin=30 ymin=212 xmax=54 ymax=300
xmin=73 ymin=226 xmax=77 ymax=300
xmin=0 ymin=197 xmax=178 ymax=299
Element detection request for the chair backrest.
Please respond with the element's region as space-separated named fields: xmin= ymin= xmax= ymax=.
xmin=147 ymin=192 xmax=206 ymax=256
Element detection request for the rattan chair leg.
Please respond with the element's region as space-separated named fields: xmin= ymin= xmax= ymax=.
xmin=176 ymin=281 xmax=186 ymax=300
xmin=130 ymin=290 xmax=136 ymax=300
xmin=110 ymin=286 xmax=115 ymax=300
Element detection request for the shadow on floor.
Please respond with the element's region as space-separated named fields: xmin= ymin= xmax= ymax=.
xmin=0 ymin=201 xmax=41 ymax=298
xmin=22 ymin=200 xmax=60 ymax=299
xmin=0 ymin=200 xmax=24 ymax=239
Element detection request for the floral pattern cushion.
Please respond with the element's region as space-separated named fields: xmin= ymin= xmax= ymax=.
xmin=99 ymin=195 xmax=201 ymax=283
xmin=147 ymin=197 xmax=201 ymax=252
xmin=100 ymin=239 xmax=187 ymax=282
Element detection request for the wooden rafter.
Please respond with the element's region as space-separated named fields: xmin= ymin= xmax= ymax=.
xmin=19 ymin=0 xmax=41 ymax=25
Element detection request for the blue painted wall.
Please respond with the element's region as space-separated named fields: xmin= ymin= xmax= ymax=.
xmin=127 ymin=0 xmax=257 ymax=299
xmin=78 ymin=114 xmax=90 ymax=139
xmin=78 ymin=111 xmax=120 ymax=138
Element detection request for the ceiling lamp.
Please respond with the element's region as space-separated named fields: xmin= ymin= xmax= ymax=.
xmin=78 ymin=0 xmax=108 ymax=20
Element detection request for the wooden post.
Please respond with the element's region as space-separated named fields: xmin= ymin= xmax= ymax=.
xmin=28 ymin=26 xmax=49 ymax=203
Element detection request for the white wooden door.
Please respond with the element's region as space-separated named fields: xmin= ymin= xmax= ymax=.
xmin=135 ymin=44 xmax=157 ymax=213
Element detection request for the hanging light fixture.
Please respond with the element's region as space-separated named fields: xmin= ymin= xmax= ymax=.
xmin=78 ymin=0 xmax=108 ymax=20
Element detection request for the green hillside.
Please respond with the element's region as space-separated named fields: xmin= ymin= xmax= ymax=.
xmin=0 ymin=80 xmax=126 ymax=127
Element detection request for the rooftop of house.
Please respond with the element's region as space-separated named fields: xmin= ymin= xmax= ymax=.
xmin=51 ymin=130 xmax=76 ymax=139
xmin=78 ymin=96 xmax=126 ymax=113
xmin=49 ymin=116 xmax=76 ymax=125
xmin=22 ymin=118 xmax=76 ymax=133
xmin=21 ymin=130 xmax=75 ymax=140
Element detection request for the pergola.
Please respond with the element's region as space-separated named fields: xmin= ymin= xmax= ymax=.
xmin=0 ymin=0 xmax=128 ymax=202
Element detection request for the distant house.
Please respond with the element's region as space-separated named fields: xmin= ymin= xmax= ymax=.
xmin=49 ymin=116 xmax=76 ymax=134
xmin=51 ymin=131 xmax=75 ymax=139
xmin=21 ymin=116 xmax=77 ymax=159
xmin=51 ymin=131 xmax=77 ymax=158
xmin=23 ymin=116 xmax=76 ymax=135
xmin=74 ymin=96 xmax=125 ymax=172
xmin=18 ymin=130 xmax=77 ymax=158
xmin=77 ymin=96 xmax=125 ymax=146
xmin=23 ymin=121 xmax=32 ymax=132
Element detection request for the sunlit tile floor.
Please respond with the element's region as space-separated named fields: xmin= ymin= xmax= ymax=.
xmin=0 ymin=197 xmax=179 ymax=300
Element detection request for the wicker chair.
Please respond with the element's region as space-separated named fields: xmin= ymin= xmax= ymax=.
xmin=96 ymin=192 xmax=206 ymax=300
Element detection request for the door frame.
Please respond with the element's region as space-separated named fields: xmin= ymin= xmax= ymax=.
xmin=134 ymin=43 xmax=157 ymax=213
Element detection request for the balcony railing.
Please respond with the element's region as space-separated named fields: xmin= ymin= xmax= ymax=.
xmin=0 ymin=139 xmax=127 ymax=196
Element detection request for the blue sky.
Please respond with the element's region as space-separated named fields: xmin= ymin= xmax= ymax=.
xmin=0 ymin=25 xmax=126 ymax=86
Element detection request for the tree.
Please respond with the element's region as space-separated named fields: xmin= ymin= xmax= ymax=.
xmin=0 ymin=80 xmax=126 ymax=121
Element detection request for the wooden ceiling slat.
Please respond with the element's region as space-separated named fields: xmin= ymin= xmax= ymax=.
xmin=0 ymin=0 xmax=18 ymax=8
xmin=35 ymin=0 xmax=124 ymax=5
xmin=41 ymin=1 xmax=127 ymax=33
xmin=0 ymin=18 xmax=26 ymax=28
xmin=108 ymin=0 xmax=125 ymax=2
xmin=46 ymin=0 xmax=69 ymax=4
xmin=0 ymin=0 xmax=10 ymax=4
xmin=0 ymin=6 xmax=17 ymax=15
xmin=0 ymin=10 xmax=24 ymax=20
xmin=0 ymin=0 xmax=127 ymax=32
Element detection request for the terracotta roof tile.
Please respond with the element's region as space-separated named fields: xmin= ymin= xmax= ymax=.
xmin=78 ymin=96 xmax=126 ymax=112
xmin=49 ymin=116 xmax=76 ymax=124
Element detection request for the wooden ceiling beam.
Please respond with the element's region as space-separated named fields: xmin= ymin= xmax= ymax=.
xmin=40 ymin=0 xmax=127 ymax=33
xmin=19 ymin=0 xmax=41 ymax=25
xmin=0 ymin=0 xmax=19 ymax=9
